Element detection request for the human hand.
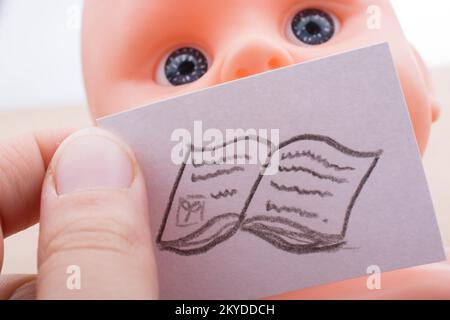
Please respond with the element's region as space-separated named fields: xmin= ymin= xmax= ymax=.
xmin=0 ymin=128 xmax=158 ymax=299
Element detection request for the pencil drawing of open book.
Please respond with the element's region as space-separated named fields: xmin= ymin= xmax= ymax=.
xmin=156 ymin=134 xmax=383 ymax=255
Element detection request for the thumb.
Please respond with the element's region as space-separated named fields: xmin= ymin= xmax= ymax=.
xmin=37 ymin=128 xmax=158 ymax=299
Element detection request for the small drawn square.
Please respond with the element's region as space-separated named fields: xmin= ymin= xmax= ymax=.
xmin=176 ymin=197 xmax=205 ymax=227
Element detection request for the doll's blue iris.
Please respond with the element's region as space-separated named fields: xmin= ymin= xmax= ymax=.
xmin=165 ymin=47 xmax=208 ymax=86
xmin=291 ymin=9 xmax=335 ymax=45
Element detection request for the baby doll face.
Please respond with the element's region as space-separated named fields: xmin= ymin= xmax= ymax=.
xmin=83 ymin=0 xmax=439 ymax=154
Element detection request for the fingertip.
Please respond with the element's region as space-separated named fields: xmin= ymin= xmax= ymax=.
xmin=43 ymin=127 xmax=140 ymax=195
xmin=38 ymin=127 xmax=158 ymax=299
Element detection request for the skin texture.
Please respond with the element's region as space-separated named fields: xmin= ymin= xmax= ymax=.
xmin=0 ymin=128 xmax=159 ymax=299
xmin=81 ymin=0 xmax=448 ymax=299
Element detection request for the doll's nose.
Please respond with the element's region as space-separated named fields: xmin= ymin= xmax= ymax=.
xmin=220 ymin=39 xmax=294 ymax=82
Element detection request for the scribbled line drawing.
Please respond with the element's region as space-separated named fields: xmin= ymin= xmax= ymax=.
xmin=270 ymin=181 xmax=333 ymax=197
xmin=210 ymin=189 xmax=238 ymax=200
xmin=266 ymin=200 xmax=319 ymax=219
xmin=191 ymin=166 xmax=245 ymax=182
xmin=240 ymin=216 xmax=345 ymax=254
xmin=157 ymin=134 xmax=383 ymax=256
xmin=278 ymin=165 xmax=348 ymax=184
xmin=176 ymin=197 xmax=205 ymax=228
xmin=282 ymin=150 xmax=355 ymax=171
xmin=193 ymin=154 xmax=252 ymax=168
xmin=187 ymin=194 xmax=206 ymax=199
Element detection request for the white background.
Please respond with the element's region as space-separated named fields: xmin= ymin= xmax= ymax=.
xmin=0 ymin=0 xmax=449 ymax=111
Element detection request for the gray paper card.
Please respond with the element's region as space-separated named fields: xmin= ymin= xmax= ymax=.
xmin=98 ymin=43 xmax=445 ymax=299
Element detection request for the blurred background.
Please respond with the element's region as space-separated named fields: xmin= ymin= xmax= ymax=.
xmin=0 ymin=0 xmax=449 ymax=274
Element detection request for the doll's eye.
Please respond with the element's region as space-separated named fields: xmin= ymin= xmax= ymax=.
xmin=291 ymin=9 xmax=336 ymax=45
xmin=163 ymin=47 xmax=208 ymax=86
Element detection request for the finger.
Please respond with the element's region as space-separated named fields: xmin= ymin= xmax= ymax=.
xmin=37 ymin=128 xmax=158 ymax=299
xmin=0 ymin=129 xmax=74 ymax=271
xmin=0 ymin=129 xmax=74 ymax=237
xmin=0 ymin=275 xmax=36 ymax=300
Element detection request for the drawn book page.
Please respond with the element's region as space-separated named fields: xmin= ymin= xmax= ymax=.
xmin=243 ymin=134 xmax=383 ymax=253
xmin=158 ymin=136 xmax=273 ymax=254
xmin=159 ymin=134 xmax=383 ymax=255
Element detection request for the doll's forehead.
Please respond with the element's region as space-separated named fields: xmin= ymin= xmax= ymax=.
xmin=96 ymin=0 xmax=389 ymax=50
xmin=120 ymin=0 xmax=385 ymax=31
xmin=141 ymin=0 xmax=379 ymax=14
xmin=93 ymin=0 xmax=389 ymax=32
xmin=145 ymin=0 xmax=375 ymax=5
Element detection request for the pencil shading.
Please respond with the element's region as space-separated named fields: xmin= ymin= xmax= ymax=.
xmin=157 ymin=134 xmax=382 ymax=255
